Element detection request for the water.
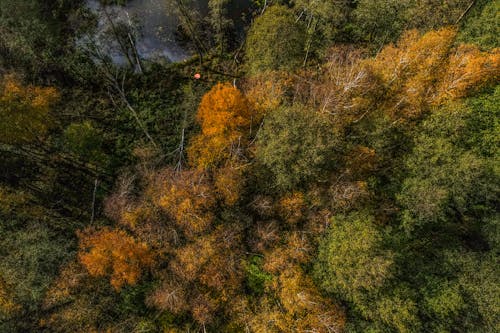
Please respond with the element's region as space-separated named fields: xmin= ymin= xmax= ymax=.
xmin=86 ymin=0 xmax=191 ymax=64
xmin=84 ymin=0 xmax=252 ymax=65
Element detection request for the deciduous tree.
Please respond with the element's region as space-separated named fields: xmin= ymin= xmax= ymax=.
xmin=78 ymin=227 xmax=154 ymax=290
xmin=0 ymin=74 xmax=58 ymax=144
xmin=188 ymin=83 xmax=253 ymax=169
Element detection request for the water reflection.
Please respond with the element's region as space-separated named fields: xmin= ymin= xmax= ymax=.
xmin=85 ymin=0 xmax=191 ymax=64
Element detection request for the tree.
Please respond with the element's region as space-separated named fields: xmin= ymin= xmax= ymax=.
xmin=63 ymin=121 xmax=108 ymax=166
xmin=241 ymin=265 xmax=346 ymax=333
xmin=277 ymin=191 xmax=306 ymax=225
xmin=154 ymin=168 xmax=216 ymax=237
xmin=78 ymin=227 xmax=154 ymax=290
xmin=0 ymin=276 xmax=20 ymax=322
xmin=314 ymin=212 xmax=394 ymax=300
xmin=436 ymin=44 xmax=499 ymax=103
xmin=150 ymin=225 xmax=245 ymax=326
xmin=256 ymin=104 xmax=337 ymax=190
xmin=352 ymin=0 xmax=473 ymax=46
xmin=243 ymin=70 xmax=293 ymax=116
xmin=366 ymin=28 xmax=456 ymax=119
xmin=165 ymin=0 xmax=207 ymax=57
xmin=353 ymin=0 xmax=412 ymax=46
xmin=458 ymin=0 xmax=500 ymax=50
xmin=361 ymin=28 xmax=498 ymax=120
xmin=214 ymin=164 xmax=245 ymax=206
xmin=454 ymin=252 xmax=500 ymax=331
xmin=0 ymin=0 xmax=85 ymax=77
xmin=0 ymin=74 xmax=58 ymax=144
xmin=208 ymin=0 xmax=233 ymax=53
xmin=398 ymin=97 xmax=499 ymax=234
xmin=293 ymin=0 xmax=356 ymax=43
xmin=0 ymin=185 xmax=75 ymax=332
xmin=314 ymin=45 xmax=382 ymax=129
xmin=245 ymin=5 xmax=306 ymax=74
xmin=188 ymin=83 xmax=253 ymax=169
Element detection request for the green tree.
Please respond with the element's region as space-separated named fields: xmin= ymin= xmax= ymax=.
xmin=352 ymin=0 xmax=411 ymax=46
xmin=63 ymin=121 xmax=108 ymax=167
xmin=352 ymin=0 xmax=472 ymax=46
xmin=458 ymin=0 xmax=500 ymax=51
xmin=314 ymin=211 xmax=394 ymax=301
xmin=398 ymin=93 xmax=499 ymax=234
xmin=0 ymin=0 xmax=88 ymax=78
xmin=245 ymin=5 xmax=306 ymax=74
xmin=0 ymin=186 xmax=74 ymax=332
xmin=208 ymin=0 xmax=233 ymax=53
xmin=256 ymin=105 xmax=337 ymax=190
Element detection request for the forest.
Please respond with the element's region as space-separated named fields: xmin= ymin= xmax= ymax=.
xmin=0 ymin=0 xmax=498 ymax=332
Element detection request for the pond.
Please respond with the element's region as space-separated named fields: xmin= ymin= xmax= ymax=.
xmin=85 ymin=0 xmax=251 ymax=64
xmin=86 ymin=0 xmax=191 ymax=63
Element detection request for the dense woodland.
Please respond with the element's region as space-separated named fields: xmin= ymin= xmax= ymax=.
xmin=0 ymin=0 xmax=499 ymax=332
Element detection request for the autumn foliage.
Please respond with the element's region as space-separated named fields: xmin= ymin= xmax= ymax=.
xmin=0 ymin=277 xmax=20 ymax=319
xmin=155 ymin=168 xmax=216 ymax=236
xmin=316 ymin=28 xmax=499 ymax=127
xmin=364 ymin=28 xmax=499 ymax=119
xmin=77 ymin=227 xmax=153 ymax=290
xmin=188 ymin=83 xmax=253 ymax=168
xmin=33 ymin=21 xmax=499 ymax=333
xmin=0 ymin=74 xmax=58 ymax=144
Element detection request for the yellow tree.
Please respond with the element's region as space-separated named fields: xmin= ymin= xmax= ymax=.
xmin=365 ymin=28 xmax=499 ymax=120
xmin=214 ymin=164 xmax=245 ymax=206
xmin=436 ymin=44 xmax=499 ymax=103
xmin=150 ymin=225 xmax=244 ymax=326
xmin=77 ymin=227 xmax=154 ymax=290
xmin=365 ymin=28 xmax=456 ymax=119
xmin=188 ymin=83 xmax=253 ymax=169
xmin=243 ymin=70 xmax=292 ymax=117
xmin=241 ymin=265 xmax=346 ymax=333
xmin=153 ymin=168 xmax=215 ymax=237
xmin=0 ymin=74 xmax=58 ymax=144
xmin=0 ymin=276 xmax=20 ymax=319
xmin=277 ymin=192 xmax=306 ymax=225
xmin=316 ymin=28 xmax=498 ymax=127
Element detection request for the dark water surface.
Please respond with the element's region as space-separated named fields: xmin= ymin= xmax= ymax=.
xmin=85 ymin=0 xmax=251 ymax=64
xmin=86 ymin=0 xmax=191 ymax=63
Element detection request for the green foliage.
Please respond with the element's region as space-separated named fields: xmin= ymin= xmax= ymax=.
xmin=118 ymin=283 xmax=153 ymax=316
xmin=458 ymin=0 xmax=500 ymax=50
xmin=0 ymin=225 xmax=72 ymax=311
xmin=314 ymin=211 xmax=394 ymax=300
xmin=398 ymin=93 xmax=499 ymax=234
xmin=245 ymin=5 xmax=306 ymax=74
xmin=461 ymin=85 xmax=500 ymax=157
xmin=0 ymin=0 xmax=88 ymax=78
xmin=111 ymin=69 xmax=202 ymax=165
xmin=293 ymin=0 xmax=355 ymax=45
xmin=0 ymin=186 xmax=76 ymax=332
xmin=244 ymin=256 xmax=272 ymax=295
xmin=64 ymin=121 xmax=108 ymax=166
xmin=0 ymin=0 xmax=55 ymax=75
xmin=374 ymin=288 xmax=420 ymax=333
xmin=352 ymin=0 xmax=472 ymax=46
xmin=445 ymin=251 xmax=500 ymax=332
xmin=352 ymin=0 xmax=411 ymax=46
xmin=208 ymin=0 xmax=233 ymax=53
xmin=422 ymin=281 xmax=464 ymax=325
xmin=256 ymin=105 xmax=337 ymax=190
